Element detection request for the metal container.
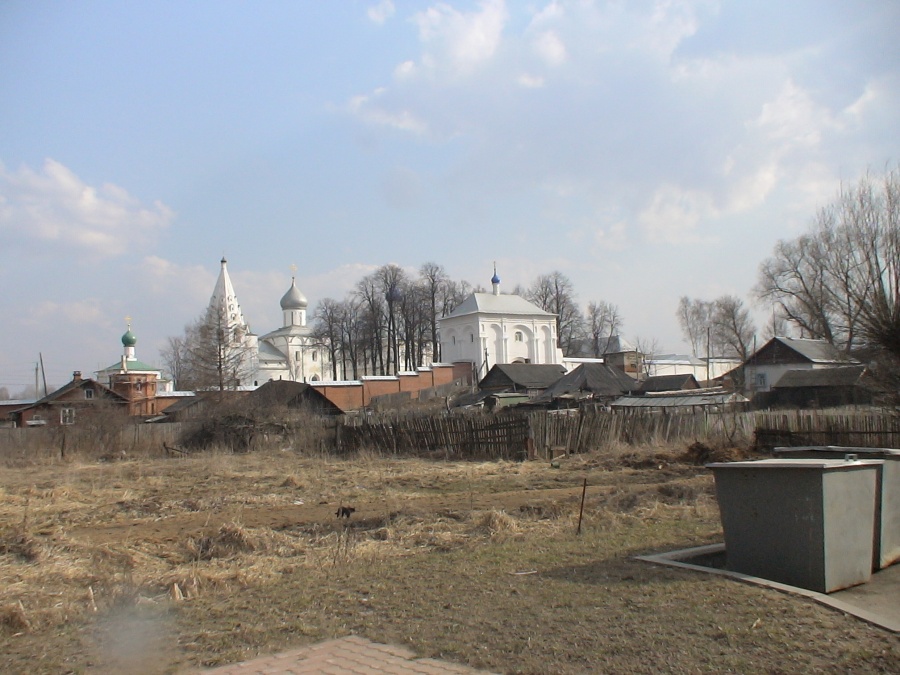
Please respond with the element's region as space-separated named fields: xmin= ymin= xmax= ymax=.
xmin=774 ymin=446 xmax=900 ymax=569
xmin=708 ymin=458 xmax=883 ymax=593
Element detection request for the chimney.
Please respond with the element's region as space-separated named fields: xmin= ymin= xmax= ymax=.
xmin=72 ymin=371 xmax=82 ymax=382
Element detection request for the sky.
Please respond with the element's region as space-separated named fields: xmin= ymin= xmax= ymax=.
xmin=1 ymin=0 xmax=898 ymax=393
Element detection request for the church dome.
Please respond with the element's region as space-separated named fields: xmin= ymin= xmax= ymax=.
xmin=122 ymin=329 xmax=137 ymax=347
xmin=491 ymin=270 xmax=501 ymax=285
xmin=280 ymin=279 xmax=308 ymax=310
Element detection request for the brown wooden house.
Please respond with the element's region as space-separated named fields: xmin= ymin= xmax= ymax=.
xmin=8 ymin=372 xmax=128 ymax=428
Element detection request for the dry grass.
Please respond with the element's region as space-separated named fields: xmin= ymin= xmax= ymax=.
xmin=0 ymin=444 xmax=896 ymax=674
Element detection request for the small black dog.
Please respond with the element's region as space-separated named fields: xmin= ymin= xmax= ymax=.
xmin=335 ymin=506 xmax=356 ymax=519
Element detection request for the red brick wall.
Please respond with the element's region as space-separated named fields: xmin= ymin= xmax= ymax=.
xmin=398 ymin=374 xmax=420 ymax=396
xmin=363 ymin=378 xmax=401 ymax=402
xmin=312 ymin=384 xmax=365 ymax=411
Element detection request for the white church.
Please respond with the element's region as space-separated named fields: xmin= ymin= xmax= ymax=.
xmin=209 ymin=258 xmax=331 ymax=387
xmin=438 ymin=268 xmax=564 ymax=379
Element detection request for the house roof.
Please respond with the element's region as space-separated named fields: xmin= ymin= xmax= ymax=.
xmin=22 ymin=377 xmax=128 ymax=410
xmin=611 ymin=389 xmax=748 ymax=408
xmin=532 ymin=363 xmax=637 ymax=402
xmin=773 ymin=366 xmax=867 ymax=389
xmin=745 ymin=337 xmax=856 ymax=366
xmin=249 ymin=380 xmax=344 ymax=414
xmin=98 ymin=358 xmax=161 ymax=374
xmin=480 ymin=364 xmax=567 ymax=390
xmin=639 ymin=374 xmax=700 ymax=393
xmin=443 ymin=293 xmax=555 ymax=319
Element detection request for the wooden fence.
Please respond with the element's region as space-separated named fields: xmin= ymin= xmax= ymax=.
xmin=3 ymin=408 xmax=897 ymax=463
xmin=753 ymin=410 xmax=900 ymax=449
xmin=337 ymin=413 xmax=530 ymax=460
xmin=336 ymin=408 xmax=757 ymax=460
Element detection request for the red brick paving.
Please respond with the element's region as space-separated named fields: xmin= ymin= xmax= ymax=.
xmin=200 ymin=635 xmax=496 ymax=675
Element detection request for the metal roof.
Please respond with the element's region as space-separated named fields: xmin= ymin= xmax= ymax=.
xmin=611 ymin=390 xmax=747 ymax=408
xmin=442 ymin=292 xmax=555 ymax=319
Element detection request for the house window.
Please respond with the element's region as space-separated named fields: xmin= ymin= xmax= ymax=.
xmin=84 ymin=389 xmax=94 ymax=400
xmin=514 ymin=331 xmax=523 ymax=342
xmin=135 ymin=381 xmax=143 ymax=392
xmin=61 ymin=408 xmax=75 ymax=425
xmin=755 ymin=373 xmax=767 ymax=389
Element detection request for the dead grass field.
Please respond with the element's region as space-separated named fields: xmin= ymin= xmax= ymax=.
xmin=0 ymin=443 xmax=897 ymax=674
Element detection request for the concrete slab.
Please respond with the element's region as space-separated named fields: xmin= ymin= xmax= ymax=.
xmin=198 ymin=635 xmax=497 ymax=675
xmin=636 ymin=544 xmax=900 ymax=634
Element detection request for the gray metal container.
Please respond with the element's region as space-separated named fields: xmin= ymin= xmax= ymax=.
xmin=773 ymin=446 xmax=900 ymax=569
xmin=708 ymin=458 xmax=883 ymax=593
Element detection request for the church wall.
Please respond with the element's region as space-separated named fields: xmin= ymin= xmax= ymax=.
xmin=309 ymin=364 xmax=463 ymax=410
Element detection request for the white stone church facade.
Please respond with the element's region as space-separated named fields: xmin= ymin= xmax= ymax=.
xmin=438 ymin=270 xmax=564 ymax=379
xmin=209 ymin=259 xmax=331 ymax=387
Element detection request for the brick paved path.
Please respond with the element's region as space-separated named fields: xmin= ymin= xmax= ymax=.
xmin=201 ymin=635 xmax=496 ymax=675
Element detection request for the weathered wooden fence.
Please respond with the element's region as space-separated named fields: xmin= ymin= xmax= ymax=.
xmin=753 ymin=410 xmax=900 ymax=449
xmin=3 ymin=409 xmax=897 ymax=463
xmin=0 ymin=423 xmax=182 ymax=462
xmin=337 ymin=413 xmax=530 ymax=459
xmin=335 ymin=408 xmax=757 ymax=460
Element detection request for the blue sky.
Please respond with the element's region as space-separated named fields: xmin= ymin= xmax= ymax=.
xmin=1 ymin=0 xmax=898 ymax=392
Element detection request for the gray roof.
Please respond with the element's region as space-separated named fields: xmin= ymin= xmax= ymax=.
xmin=532 ymin=363 xmax=638 ymax=402
xmin=480 ymin=363 xmax=567 ymax=389
xmin=611 ymin=389 xmax=748 ymax=408
xmin=749 ymin=337 xmax=855 ymax=365
xmin=778 ymin=337 xmax=851 ymax=363
xmin=773 ymin=366 xmax=867 ymax=389
xmin=443 ymin=292 xmax=555 ymax=319
xmin=639 ymin=374 xmax=699 ymax=393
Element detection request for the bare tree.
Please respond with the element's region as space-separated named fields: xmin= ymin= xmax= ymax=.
xmin=677 ymin=296 xmax=712 ymax=356
xmin=710 ymin=296 xmax=757 ymax=361
xmin=419 ymin=262 xmax=449 ymax=362
xmin=160 ymin=335 xmax=192 ymax=390
xmin=527 ymin=271 xmax=583 ymax=355
xmin=376 ymin=264 xmax=407 ymax=374
xmin=585 ymin=300 xmax=623 ymax=358
xmin=312 ymin=298 xmax=342 ymax=381
xmin=175 ymin=305 xmax=255 ymax=391
xmin=355 ymin=273 xmax=386 ymax=375
xmin=757 ymin=166 xmax=900 ymax=360
xmin=634 ymin=336 xmax=662 ymax=380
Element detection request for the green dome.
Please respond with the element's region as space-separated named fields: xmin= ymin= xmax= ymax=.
xmin=121 ymin=329 xmax=137 ymax=347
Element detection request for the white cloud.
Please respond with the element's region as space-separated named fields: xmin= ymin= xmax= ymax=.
xmin=347 ymin=89 xmax=428 ymax=134
xmin=412 ymin=0 xmax=508 ymax=75
xmin=638 ymin=184 xmax=718 ymax=244
xmin=0 ymin=158 xmax=172 ymax=258
xmin=517 ymin=73 xmax=545 ymax=88
xmin=752 ymin=81 xmax=834 ymax=147
xmin=394 ymin=60 xmax=417 ymax=79
xmin=593 ymin=221 xmax=628 ymax=252
xmin=23 ymin=299 xmax=106 ymax=328
xmin=533 ymin=30 xmax=567 ymax=66
xmin=367 ymin=0 xmax=395 ymax=25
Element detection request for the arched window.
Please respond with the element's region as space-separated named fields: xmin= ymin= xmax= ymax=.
xmin=451 ymin=336 xmax=456 ymax=345
xmin=470 ymin=334 xmax=474 ymax=342
xmin=312 ymin=351 xmax=317 ymax=362
xmin=514 ymin=331 xmax=524 ymax=342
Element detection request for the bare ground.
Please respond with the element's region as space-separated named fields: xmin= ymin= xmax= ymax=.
xmin=0 ymin=445 xmax=897 ymax=674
